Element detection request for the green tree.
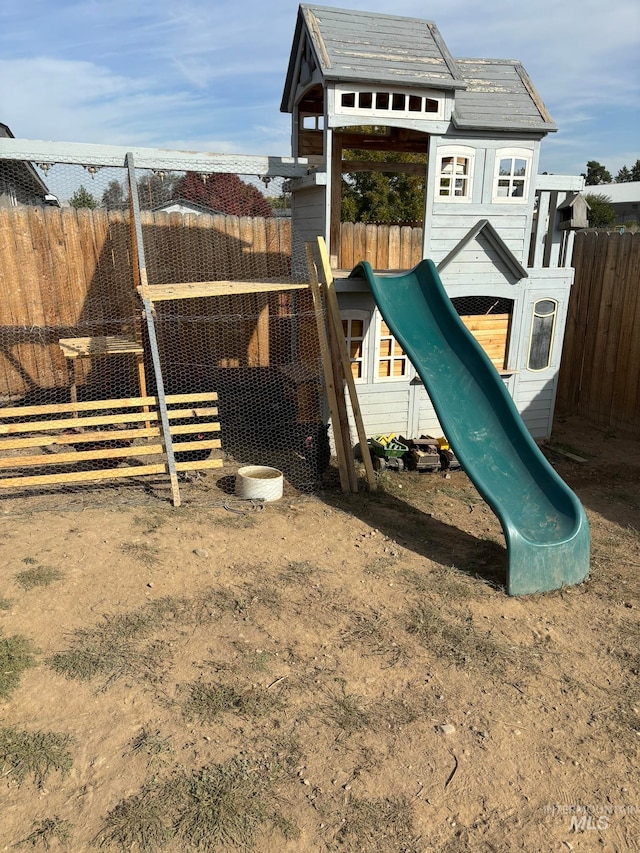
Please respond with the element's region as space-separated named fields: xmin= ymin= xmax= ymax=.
xmin=584 ymin=193 xmax=616 ymax=228
xmin=583 ymin=160 xmax=612 ymax=185
xmin=630 ymin=159 xmax=640 ymax=181
xmin=69 ymin=185 xmax=98 ymax=209
xmin=341 ymin=150 xmax=426 ymax=224
xmin=173 ymin=172 xmax=273 ymax=217
xmin=615 ymin=165 xmax=632 ymax=183
xmin=137 ymin=171 xmax=180 ymax=210
xmin=101 ymin=179 xmax=127 ymax=210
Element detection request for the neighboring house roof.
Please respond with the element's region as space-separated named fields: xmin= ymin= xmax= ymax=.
xmin=281 ymin=5 xmax=556 ymax=134
xmin=152 ymin=198 xmax=223 ymax=216
xmin=588 ymin=182 xmax=640 ymax=203
xmin=0 ymin=121 xmax=54 ymax=199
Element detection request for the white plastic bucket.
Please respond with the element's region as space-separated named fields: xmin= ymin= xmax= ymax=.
xmin=235 ymin=465 xmax=284 ymax=502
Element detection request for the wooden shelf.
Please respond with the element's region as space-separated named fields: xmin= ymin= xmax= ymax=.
xmin=58 ymin=335 xmax=143 ymax=359
xmin=138 ymin=280 xmax=308 ymax=301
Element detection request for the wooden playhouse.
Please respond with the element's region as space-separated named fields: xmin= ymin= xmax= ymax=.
xmin=281 ymin=4 xmax=586 ymax=442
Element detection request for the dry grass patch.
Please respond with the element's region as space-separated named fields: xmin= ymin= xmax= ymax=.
xmin=335 ymin=795 xmax=420 ymax=852
xmin=0 ymin=726 xmax=73 ymax=788
xmin=95 ymin=757 xmax=289 ymax=852
xmin=319 ymin=686 xmax=371 ymax=737
xmin=127 ymin=727 xmax=174 ymax=770
xmin=0 ymin=632 xmax=37 ymax=699
xmin=180 ymin=680 xmax=281 ymax=723
xmin=47 ymin=607 xmax=174 ymax=688
xmin=406 ymin=600 xmax=532 ymax=676
xmin=120 ymin=541 xmax=162 ymax=568
xmin=340 ymin=610 xmax=405 ymax=667
xmin=14 ymin=565 xmax=64 ymax=590
xmin=14 ymin=816 xmax=73 ymax=849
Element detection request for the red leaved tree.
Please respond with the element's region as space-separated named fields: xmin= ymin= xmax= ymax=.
xmin=174 ymin=172 xmax=273 ymax=217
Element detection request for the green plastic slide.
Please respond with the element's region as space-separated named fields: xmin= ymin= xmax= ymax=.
xmin=351 ymin=259 xmax=589 ymax=595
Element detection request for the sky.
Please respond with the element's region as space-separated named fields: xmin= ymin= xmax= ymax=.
xmin=0 ymin=0 xmax=638 ymax=179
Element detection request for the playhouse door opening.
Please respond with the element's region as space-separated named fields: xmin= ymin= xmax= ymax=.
xmin=330 ymin=126 xmax=429 ymax=271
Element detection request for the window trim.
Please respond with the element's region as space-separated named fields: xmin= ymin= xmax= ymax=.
xmin=335 ymin=84 xmax=445 ymax=121
xmin=374 ymin=313 xmax=411 ymax=382
xmin=341 ymin=309 xmax=371 ymax=384
xmin=492 ymin=147 xmax=533 ymax=204
xmin=527 ymin=298 xmax=558 ymax=371
xmin=434 ymin=146 xmax=475 ymax=203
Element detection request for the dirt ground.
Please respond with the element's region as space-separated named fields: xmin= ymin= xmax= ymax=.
xmin=1 ymin=415 xmax=638 ymax=852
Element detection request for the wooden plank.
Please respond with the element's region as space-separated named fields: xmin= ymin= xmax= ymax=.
xmin=576 ymin=233 xmax=607 ymax=422
xmin=0 ymin=408 xmax=218 ymax=433
xmin=0 ymin=438 xmax=221 ymax=470
xmin=616 ymin=235 xmax=640 ymax=432
xmin=139 ymin=280 xmax=307 ymax=300
xmin=556 ymin=230 xmax=595 ymax=414
xmin=0 ymin=457 xmax=222 ymax=489
xmin=305 ymin=243 xmax=351 ymax=493
xmin=340 ymin=221 xmax=354 ymax=271
xmin=595 ymin=233 xmax=626 ymax=427
xmin=1 ymin=427 xmax=162 ymax=450
xmin=317 ymin=237 xmax=377 ymax=491
xmin=0 ymin=392 xmax=217 ymax=419
xmin=585 ymin=233 xmax=617 ymax=425
xmin=0 ymin=209 xmax=28 ymax=397
xmin=58 ymin=335 xmax=144 ymax=358
xmin=325 ymin=279 xmax=358 ymax=493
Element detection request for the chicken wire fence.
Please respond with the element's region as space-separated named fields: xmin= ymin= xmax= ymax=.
xmin=0 ymin=153 xmax=334 ymax=508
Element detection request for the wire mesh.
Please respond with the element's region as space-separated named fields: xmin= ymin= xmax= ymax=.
xmin=0 ymin=156 xmax=331 ymax=507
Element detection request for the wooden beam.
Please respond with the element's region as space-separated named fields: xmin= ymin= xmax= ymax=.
xmin=316 ymin=237 xmax=377 ymax=491
xmin=137 ymin=281 xmax=308 ymax=301
xmin=0 ymin=392 xmax=218 ymax=419
xmin=341 ymin=160 xmax=426 ymax=176
xmin=305 ymin=244 xmax=352 ymax=493
xmin=0 ymin=410 xmax=219 ymax=435
xmin=0 ymin=439 xmax=222 ymax=470
xmin=0 ymin=457 xmax=222 ymax=490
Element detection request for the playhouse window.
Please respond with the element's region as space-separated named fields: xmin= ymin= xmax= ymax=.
xmin=341 ymin=312 xmax=370 ymax=382
xmin=337 ymin=85 xmax=444 ymax=119
xmin=493 ymin=149 xmax=532 ymax=202
xmin=436 ymin=147 xmax=474 ymax=201
xmin=301 ymin=114 xmax=324 ymax=131
xmin=377 ymin=319 xmax=409 ymax=380
xmin=528 ymin=299 xmax=557 ymax=370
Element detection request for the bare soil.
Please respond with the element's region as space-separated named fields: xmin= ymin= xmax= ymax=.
xmin=1 ymin=415 xmax=638 ymax=852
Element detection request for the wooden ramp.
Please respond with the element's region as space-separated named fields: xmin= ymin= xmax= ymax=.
xmin=0 ymin=392 xmax=221 ymax=495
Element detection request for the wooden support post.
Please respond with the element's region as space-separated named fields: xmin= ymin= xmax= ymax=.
xmin=305 ymin=244 xmax=352 ymax=493
xmin=126 ymin=152 xmax=181 ymax=507
xmin=316 ymin=237 xmax=377 ymax=491
xmin=326 ymin=293 xmax=359 ymax=493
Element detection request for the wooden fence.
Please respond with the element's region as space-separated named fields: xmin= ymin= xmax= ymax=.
xmin=556 ymin=231 xmax=640 ymax=436
xmin=0 ymin=207 xmax=293 ymax=399
xmin=338 ymin=221 xmax=423 ymax=270
xmin=2 ymin=208 xmax=638 ymax=435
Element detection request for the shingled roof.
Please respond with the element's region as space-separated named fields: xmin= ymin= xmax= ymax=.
xmin=281 ymin=4 xmax=466 ymax=109
xmin=281 ymin=5 xmax=556 ymax=134
xmin=453 ymin=59 xmax=555 ymax=132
